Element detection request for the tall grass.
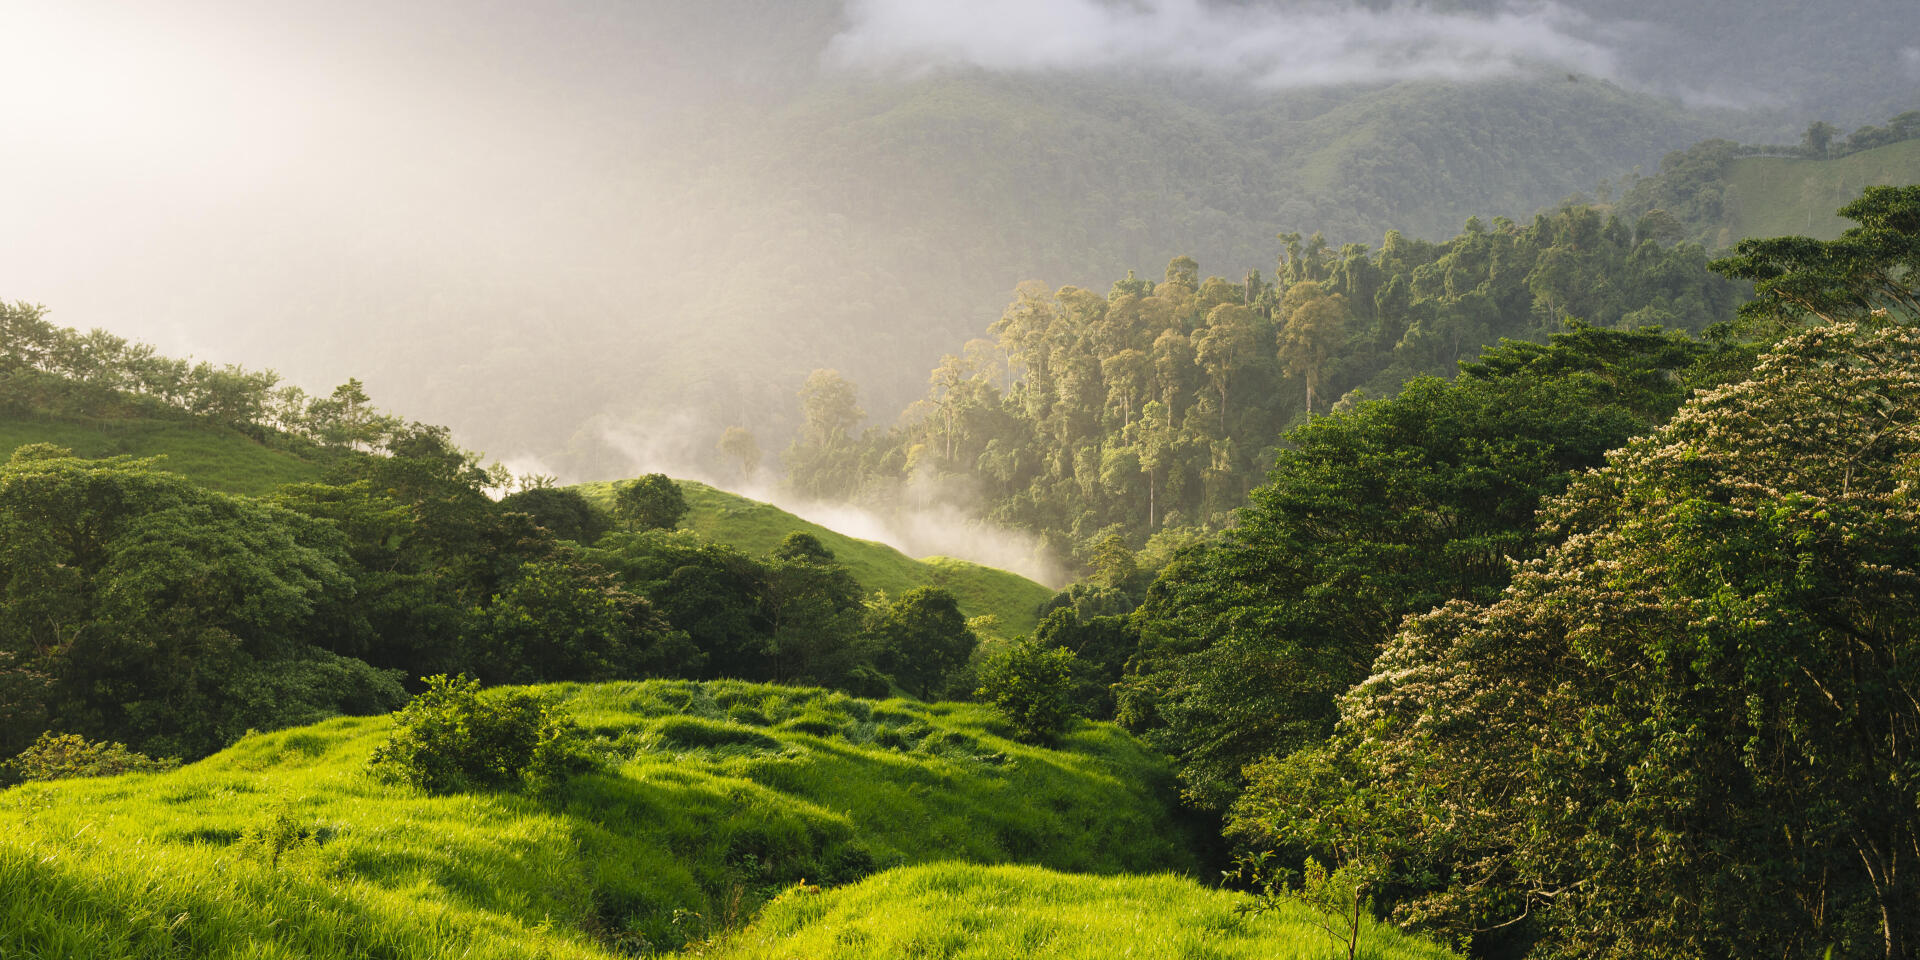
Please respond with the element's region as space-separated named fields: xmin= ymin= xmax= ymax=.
xmin=713 ymin=863 xmax=1460 ymax=960
xmin=0 ymin=414 xmax=322 ymax=495
xmin=1 ymin=681 xmax=1201 ymax=958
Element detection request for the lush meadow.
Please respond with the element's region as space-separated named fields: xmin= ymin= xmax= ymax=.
xmin=1 ymin=680 xmax=1219 ymax=959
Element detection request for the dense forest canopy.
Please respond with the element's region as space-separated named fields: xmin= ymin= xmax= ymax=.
xmin=784 ymin=200 xmax=1744 ymax=573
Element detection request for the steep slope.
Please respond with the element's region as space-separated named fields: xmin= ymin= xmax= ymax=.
xmin=1 ymin=680 xmax=1202 ymax=959
xmin=574 ymin=479 xmax=1054 ymax=635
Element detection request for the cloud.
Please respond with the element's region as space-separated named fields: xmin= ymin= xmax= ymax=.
xmin=826 ymin=0 xmax=1623 ymax=88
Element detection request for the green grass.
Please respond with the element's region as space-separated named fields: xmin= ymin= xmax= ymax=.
xmin=0 ymin=413 xmax=323 ymax=495
xmin=574 ymin=479 xmax=1054 ymax=636
xmin=712 ymin=862 xmax=1459 ymax=960
xmin=1721 ymin=140 xmax=1920 ymax=243
xmin=0 ymin=680 xmax=1204 ymax=959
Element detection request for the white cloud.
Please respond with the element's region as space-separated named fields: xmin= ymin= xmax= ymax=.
xmin=826 ymin=0 xmax=1622 ymax=88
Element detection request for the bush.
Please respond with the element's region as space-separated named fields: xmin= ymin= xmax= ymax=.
xmin=368 ymin=675 xmax=595 ymax=794
xmin=976 ymin=640 xmax=1082 ymax=744
xmin=3 ymin=731 xmax=179 ymax=783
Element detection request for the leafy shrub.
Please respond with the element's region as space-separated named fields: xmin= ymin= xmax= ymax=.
xmin=368 ymin=674 xmax=595 ymax=794
xmin=3 ymin=731 xmax=180 ymax=783
xmin=976 ymin=640 xmax=1082 ymax=744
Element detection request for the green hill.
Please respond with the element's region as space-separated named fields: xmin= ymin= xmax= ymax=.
xmin=575 ymin=479 xmax=1054 ymax=636
xmin=1722 ymin=139 xmax=1920 ymax=241
xmin=713 ymin=862 xmax=1457 ymax=960
xmin=0 ymin=413 xmax=323 ymax=495
xmin=1 ymin=680 xmax=1206 ymax=959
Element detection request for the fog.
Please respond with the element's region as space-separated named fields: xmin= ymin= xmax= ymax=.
xmin=1 ymin=0 xmax=1907 ymax=577
xmin=593 ymin=415 xmax=1062 ymax=586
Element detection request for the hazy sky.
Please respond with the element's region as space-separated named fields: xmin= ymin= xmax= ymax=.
xmin=0 ymin=0 xmax=1903 ymax=471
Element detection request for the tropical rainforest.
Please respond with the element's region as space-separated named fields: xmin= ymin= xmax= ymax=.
xmin=6 ymin=1 xmax=1920 ymax=956
xmin=7 ymin=182 xmax=1920 ymax=958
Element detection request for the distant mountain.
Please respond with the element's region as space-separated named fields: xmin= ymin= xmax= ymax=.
xmin=13 ymin=0 xmax=1911 ymax=479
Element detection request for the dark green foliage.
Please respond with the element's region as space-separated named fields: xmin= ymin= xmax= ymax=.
xmin=786 ymin=207 xmax=1738 ymax=576
xmin=978 ymin=640 xmax=1081 ymax=744
xmin=1709 ymin=183 xmax=1920 ymax=336
xmin=0 ymin=447 xmax=408 ymax=758
xmin=368 ymin=675 xmax=595 ymax=795
xmin=760 ymin=537 xmax=869 ymax=689
xmin=615 ymin=473 xmax=689 ymax=531
xmin=589 ymin=529 xmax=775 ymax=680
xmin=1030 ymin=609 xmax=1138 ymax=721
xmin=1280 ymin=318 xmax=1920 ymax=958
xmin=471 ymin=557 xmax=700 ymax=685
xmin=3 ymin=732 xmax=179 ymax=784
xmin=867 ymin=587 xmax=978 ymax=700
xmin=1120 ymin=324 xmax=1720 ymax=808
xmin=497 ymin=486 xmax=611 ymax=543
xmin=1218 ymin=194 xmax=1920 ymax=959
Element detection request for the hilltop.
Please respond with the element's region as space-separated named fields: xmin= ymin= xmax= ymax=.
xmin=574 ymin=478 xmax=1053 ymax=637
xmin=0 ymin=412 xmax=323 ymax=496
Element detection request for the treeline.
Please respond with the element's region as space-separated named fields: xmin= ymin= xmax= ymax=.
xmin=2 ymin=301 xmax=435 ymax=458
xmin=1054 ymin=188 xmax=1916 ymax=957
xmin=785 ymin=202 xmax=1742 ymax=573
xmin=0 ymin=321 xmax=982 ymax=769
xmin=1615 ymin=110 xmax=1920 ymax=244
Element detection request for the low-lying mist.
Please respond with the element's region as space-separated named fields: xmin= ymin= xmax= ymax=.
xmin=583 ymin=417 xmax=1065 ymax=588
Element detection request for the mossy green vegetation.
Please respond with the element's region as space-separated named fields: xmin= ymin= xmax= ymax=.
xmin=0 ymin=680 xmax=1205 ymax=959
xmin=574 ymin=478 xmax=1052 ymax=635
xmin=715 ymin=863 xmax=1456 ymax=960
xmin=0 ymin=413 xmax=322 ymax=495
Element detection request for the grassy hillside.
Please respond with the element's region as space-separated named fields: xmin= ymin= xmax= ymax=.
xmin=713 ymin=862 xmax=1457 ymax=960
xmin=1 ymin=680 xmax=1203 ymax=959
xmin=1722 ymin=140 xmax=1920 ymax=241
xmin=0 ymin=413 xmax=323 ymax=495
xmin=575 ymin=479 xmax=1054 ymax=636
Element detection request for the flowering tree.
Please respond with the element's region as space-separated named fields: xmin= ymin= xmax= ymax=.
xmin=1313 ymin=319 xmax=1920 ymax=957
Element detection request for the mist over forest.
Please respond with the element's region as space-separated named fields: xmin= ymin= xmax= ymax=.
xmin=8 ymin=3 xmax=1920 ymax=958
xmin=3 ymin=0 xmax=1914 ymax=489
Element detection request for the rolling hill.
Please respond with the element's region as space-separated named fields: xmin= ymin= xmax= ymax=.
xmin=0 ymin=680 xmax=1228 ymax=959
xmin=574 ymin=478 xmax=1054 ymax=637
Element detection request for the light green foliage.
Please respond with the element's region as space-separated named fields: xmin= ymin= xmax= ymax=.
xmin=368 ymin=675 xmax=595 ymax=795
xmin=0 ymin=415 xmax=323 ymax=495
xmin=713 ymin=863 xmax=1457 ymax=960
xmin=615 ymin=473 xmax=690 ymax=531
xmin=0 ymin=679 xmax=1202 ymax=959
xmin=574 ymin=478 xmax=1051 ymax=636
xmin=978 ymin=640 xmax=1081 ymax=744
xmin=3 ymin=732 xmax=179 ymax=784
